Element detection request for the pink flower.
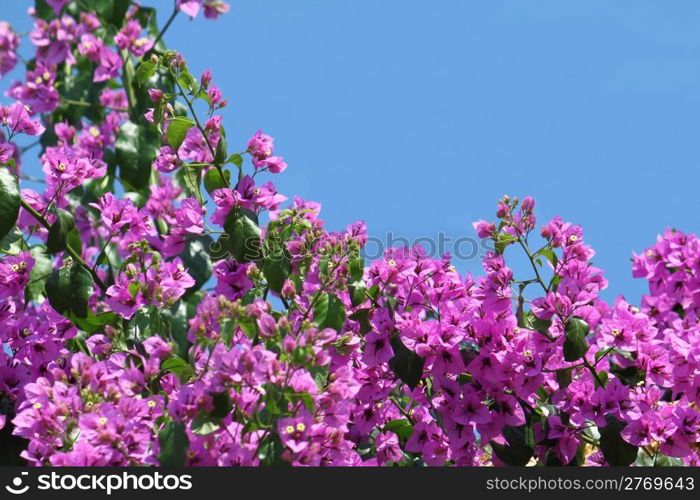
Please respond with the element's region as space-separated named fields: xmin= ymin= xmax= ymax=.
xmin=361 ymin=331 xmax=394 ymax=366
xmin=153 ymin=146 xmax=180 ymax=173
xmin=46 ymin=0 xmax=70 ymax=14
xmin=1 ymin=103 xmax=46 ymax=136
xmin=472 ymin=219 xmax=495 ymax=239
xmin=114 ymin=20 xmax=153 ymax=58
xmin=93 ymin=46 xmax=123 ymax=83
xmin=0 ymin=22 xmax=20 ymax=78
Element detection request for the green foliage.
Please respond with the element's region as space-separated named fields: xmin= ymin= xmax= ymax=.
xmin=0 ymin=167 xmax=20 ymax=242
xmin=179 ymin=236 xmax=213 ymax=297
xmin=495 ymin=232 xmax=517 ymax=254
xmin=599 ymin=416 xmax=639 ymax=466
xmin=158 ymin=421 xmax=189 ymax=466
xmin=563 ymin=317 xmax=589 ymax=362
xmin=388 ymin=335 xmax=425 ymax=390
xmin=263 ymin=251 xmax=292 ymax=293
xmin=385 ymin=419 xmax=414 ymax=441
xmin=166 ymin=116 xmax=195 ymax=151
xmin=25 ymin=246 xmax=52 ymax=302
xmin=490 ymin=424 xmax=535 ymax=466
xmin=116 ymin=120 xmax=160 ymax=193
xmin=44 ymin=263 xmax=94 ymax=319
xmin=46 ymin=209 xmax=79 ymax=254
xmin=126 ymin=306 xmax=163 ymax=341
xmin=313 ymin=292 xmax=346 ymax=332
xmin=203 ymin=168 xmax=230 ymax=195
xmin=0 ymin=227 xmax=25 ymax=256
xmin=224 ymin=208 xmax=262 ymax=262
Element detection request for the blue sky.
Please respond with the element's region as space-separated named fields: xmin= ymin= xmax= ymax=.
xmin=3 ymin=1 xmax=700 ymax=303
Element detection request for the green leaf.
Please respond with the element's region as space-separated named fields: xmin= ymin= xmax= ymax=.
xmin=178 ymin=235 xmax=212 ymax=297
xmin=388 ymin=335 xmax=425 ymax=390
xmin=67 ymin=310 xmax=119 ymax=335
xmin=385 ymin=419 xmax=414 ymax=441
xmin=258 ymin=433 xmax=288 ymax=466
xmin=45 ymin=263 xmax=94 ymax=319
xmin=89 ymin=0 xmax=131 ymax=26
xmin=214 ymin=130 xmax=227 ymax=164
xmin=34 ymin=0 xmax=52 ymax=20
xmin=599 ymin=416 xmax=639 ymax=466
xmin=178 ymin=165 xmax=204 ymax=204
xmin=262 ymin=251 xmax=292 ymax=293
xmin=226 ymin=153 xmax=243 ymax=168
xmin=287 ymin=391 xmax=315 ymax=414
xmin=161 ymin=355 xmax=194 ymax=382
xmin=191 ymin=416 xmax=220 ymax=436
xmin=536 ymin=247 xmax=559 ymax=268
xmin=609 ymin=360 xmax=646 ymax=387
xmin=0 ymin=167 xmax=20 ymax=242
xmin=313 ymin=293 xmax=346 ymax=332
xmin=161 ymin=301 xmax=191 ymax=359
xmin=203 ymin=168 xmax=230 ymax=195
xmin=55 ymin=63 xmax=105 ymax=125
xmin=116 ymin=120 xmax=160 ymax=192
xmin=26 ymin=246 xmax=52 ymax=302
xmin=349 ymin=308 xmax=372 ymax=334
xmin=166 ymin=116 xmax=195 ymax=151
xmin=46 ymin=209 xmax=76 ymax=254
xmin=349 ymin=280 xmax=367 ymax=307
xmin=563 ymin=317 xmax=589 ymax=362
xmin=158 ymin=421 xmax=189 ymax=466
xmin=594 ymin=369 xmax=609 ymax=389
xmin=126 ymin=306 xmax=163 ymax=341
xmin=136 ymin=60 xmax=157 ymax=86
xmin=555 ymin=367 xmax=573 ymax=389
xmin=176 ymin=68 xmax=198 ymax=95
xmin=224 ymin=208 xmax=262 ymax=262
xmin=495 ymin=232 xmax=517 ymax=254
xmin=0 ymin=227 xmax=25 ymax=255
xmin=348 ymin=255 xmax=364 ymax=282
xmin=211 ymin=392 xmax=233 ymax=419
xmin=490 ymin=424 xmax=535 ymax=466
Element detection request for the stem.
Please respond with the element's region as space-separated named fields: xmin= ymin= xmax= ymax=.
xmin=19 ymin=173 xmax=45 ymax=184
xmin=173 ymin=78 xmax=228 ymax=188
xmin=60 ymin=97 xmax=128 ymax=113
xmin=516 ymin=236 xmax=549 ymax=293
xmin=581 ymin=434 xmax=599 ymax=447
xmin=151 ymin=4 xmax=179 ymax=54
xmin=120 ymin=52 xmax=138 ymax=120
xmin=583 ymin=358 xmax=606 ymax=388
xmin=20 ymin=198 xmax=107 ymax=293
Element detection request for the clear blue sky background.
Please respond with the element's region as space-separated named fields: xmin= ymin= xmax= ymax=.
xmin=3 ymin=1 xmax=700 ymax=304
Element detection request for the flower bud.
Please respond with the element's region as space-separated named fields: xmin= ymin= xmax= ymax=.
xmin=522 ymin=196 xmax=535 ymax=212
xmin=281 ymin=279 xmax=296 ymax=299
xmin=200 ymin=69 xmax=213 ymax=88
xmin=148 ymin=88 xmax=163 ymax=102
xmin=496 ymin=203 xmax=509 ymax=218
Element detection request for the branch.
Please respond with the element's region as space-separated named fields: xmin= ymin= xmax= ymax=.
xmin=19 ymin=198 xmax=107 ymax=293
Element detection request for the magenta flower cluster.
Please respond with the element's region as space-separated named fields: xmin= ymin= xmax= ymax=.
xmin=0 ymin=1 xmax=697 ymax=467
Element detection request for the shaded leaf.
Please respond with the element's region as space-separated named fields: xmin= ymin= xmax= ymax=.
xmin=0 ymin=167 xmax=20 ymax=242
xmin=158 ymin=421 xmax=189 ymax=466
xmin=563 ymin=317 xmax=589 ymax=362
xmin=313 ymin=292 xmax=345 ymax=332
xmin=600 ymin=416 xmax=639 ymax=466
xmin=388 ymin=335 xmax=425 ymax=390
xmin=166 ymin=116 xmax=195 ymax=151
